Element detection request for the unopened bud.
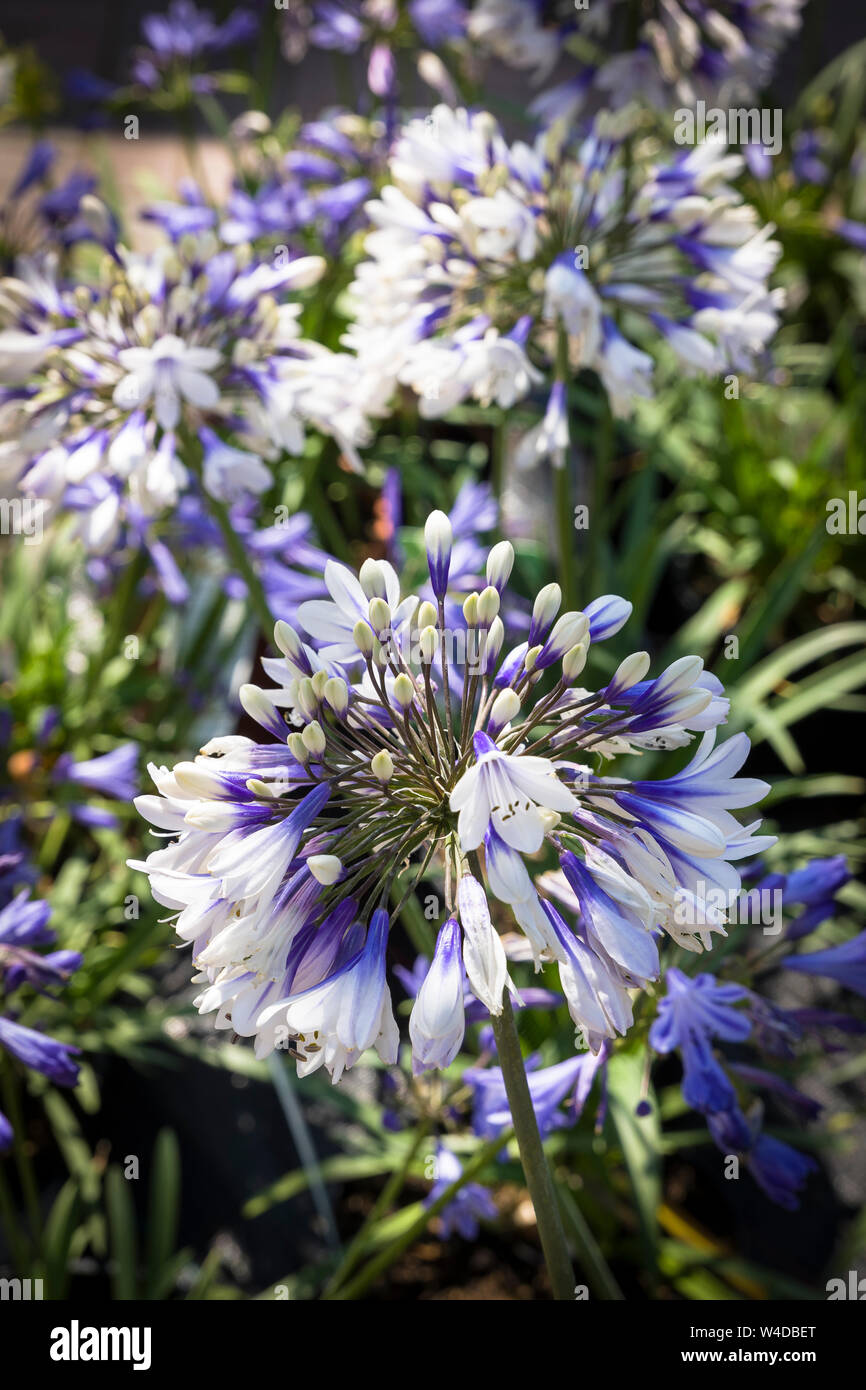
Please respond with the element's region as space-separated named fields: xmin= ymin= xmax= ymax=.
xmin=308 ymin=854 xmax=342 ymax=885
xmin=486 ymin=540 xmax=514 ymax=591
xmin=324 ymin=676 xmax=349 ymax=715
xmin=288 ymin=732 xmax=309 ymax=763
xmin=482 ymin=615 xmax=505 ymax=672
xmin=477 ymin=585 xmax=500 ymax=627
xmin=462 ymin=592 xmax=479 ymax=627
xmin=529 ymin=583 xmax=561 ymax=645
xmin=353 ymin=619 xmax=375 ymax=656
xmin=311 ymin=669 xmax=329 ymax=700
xmin=424 ymin=509 xmax=452 ymax=599
xmin=488 ymin=688 xmax=520 ymax=735
xmin=359 ymin=557 xmax=388 ymax=599
xmin=609 ymin=651 xmax=650 ymax=696
xmin=296 ymin=677 xmax=318 ymax=722
xmin=416 ymin=600 xmax=437 ymax=631
xmin=536 ymin=610 xmax=589 ymax=668
xmin=562 ymin=642 xmax=588 ymax=681
xmin=419 ymin=624 xmax=438 ymax=664
xmin=274 ymin=620 xmax=308 ymax=671
xmin=392 ymin=673 xmax=415 ymax=709
xmin=371 ymin=749 xmax=395 ymax=782
xmin=368 ymin=596 xmax=391 ymax=635
xmin=301 ymin=720 xmax=326 ymax=755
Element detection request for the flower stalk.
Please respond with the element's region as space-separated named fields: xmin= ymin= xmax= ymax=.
xmin=489 ymin=993 xmax=575 ymax=1301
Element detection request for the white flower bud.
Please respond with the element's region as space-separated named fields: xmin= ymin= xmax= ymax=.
xmin=308 ymin=854 xmax=342 ymax=885
xmin=486 ymin=540 xmax=514 ymax=590
xmin=610 ymin=651 xmax=650 ymax=695
xmin=488 ymin=688 xmax=520 ymax=734
xmin=416 ymin=600 xmax=437 ymax=631
xmin=477 ymin=585 xmax=500 ymax=627
xmin=311 ymin=669 xmax=329 ymax=700
xmin=371 ymin=749 xmax=395 ymax=782
xmin=274 ymin=620 xmax=305 ymax=666
xmin=419 ymin=624 xmax=438 ymax=664
xmin=239 ymin=683 xmax=284 ymax=735
xmin=301 ymin=720 xmax=326 ymax=755
xmin=353 ymin=618 xmax=375 ymax=656
xmin=462 ymin=592 xmax=479 ymax=626
xmin=296 ymin=677 xmax=318 ymax=722
xmin=359 ymin=557 xmax=388 ymax=599
xmin=392 ymin=673 xmax=415 ymax=709
xmin=482 ymin=615 xmax=505 ymax=671
xmin=531 ymin=583 xmax=561 ymax=633
xmin=368 ymin=596 xmax=391 ymax=635
xmin=246 ymin=778 xmax=285 ymax=800
xmin=424 ymin=509 xmax=453 ymax=599
xmin=524 ymin=644 xmax=543 ymax=672
xmin=324 ymin=676 xmax=349 ymax=715
xmin=288 ymin=732 xmax=309 ymax=763
xmin=562 ymin=642 xmax=588 ymax=681
xmin=546 ymin=610 xmax=589 ymax=657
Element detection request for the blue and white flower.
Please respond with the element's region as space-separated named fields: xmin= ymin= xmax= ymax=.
xmin=133 ymin=511 xmax=770 ymax=1078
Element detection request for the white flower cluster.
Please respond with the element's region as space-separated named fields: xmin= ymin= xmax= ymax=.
xmin=342 ymin=105 xmax=782 ymax=437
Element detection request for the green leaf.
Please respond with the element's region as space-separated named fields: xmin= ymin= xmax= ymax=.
xmin=106 ymin=1166 xmax=139 ymax=1300
xmin=145 ymin=1129 xmax=181 ymax=1300
xmin=607 ymin=1050 xmax=661 ymax=1271
xmin=42 ymin=1179 xmax=81 ymax=1300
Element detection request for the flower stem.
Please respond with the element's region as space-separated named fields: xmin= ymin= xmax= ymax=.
xmin=490 ymin=994 xmax=575 ymax=1300
xmin=198 ymin=476 xmax=276 ymax=636
xmin=554 ymin=327 xmax=577 ymax=610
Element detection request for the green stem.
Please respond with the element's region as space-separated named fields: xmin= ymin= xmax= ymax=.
xmin=555 ymin=462 xmax=576 ymax=613
xmin=490 ymin=995 xmax=575 ymax=1301
xmin=585 ymin=395 xmax=614 ymax=597
xmin=554 ymin=328 xmax=577 ymax=610
xmin=196 ymin=472 xmax=276 ymax=636
xmin=323 ymin=1128 xmax=512 ymax=1301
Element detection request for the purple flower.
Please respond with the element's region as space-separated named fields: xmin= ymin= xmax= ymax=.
xmin=650 ymin=969 xmax=750 ymax=1114
xmin=782 ymin=931 xmax=866 ymax=999
xmin=0 ymin=1016 xmax=80 ymax=1087
xmin=427 ymin=1143 xmax=497 ymax=1240
xmin=409 ymin=0 xmax=466 ymax=45
xmin=55 ymin=743 xmax=138 ymax=801
xmin=465 ymin=1050 xmax=606 ymax=1140
xmin=11 ymin=141 xmax=55 ymax=198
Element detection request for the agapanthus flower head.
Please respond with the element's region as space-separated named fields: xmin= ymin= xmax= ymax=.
xmin=131 ymin=1 xmax=258 ymax=94
xmin=146 ymin=111 xmax=389 ymax=257
xmin=132 ymin=513 xmax=770 ymax=1082
xmin=345 ymin=106 xmax=783 ymax=424
xmin=0 ymin=232 xmax=372 ymax=545
xmin=470 ymin=0 xmax=803 ymax=109
xmin=280 ymin=0 xmax=468 ymax=96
